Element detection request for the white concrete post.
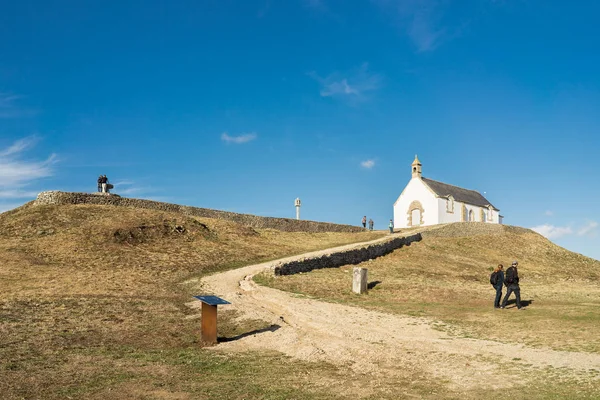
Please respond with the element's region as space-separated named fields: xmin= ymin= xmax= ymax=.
xmin=352 ymin=267 xmax=368 ymax=294
xmin=294 ymin=197 xmax=301 ymax=220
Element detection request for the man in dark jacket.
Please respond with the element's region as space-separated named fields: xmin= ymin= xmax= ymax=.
xmin=97 ymin=175 xmax=102 ymax=192
xmin=492 ymin=264 xmax=505 ymax=309
xmin=501 ymin=261 xmax=522 ymax=309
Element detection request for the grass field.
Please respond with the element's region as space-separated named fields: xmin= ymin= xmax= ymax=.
xmin=0 ymin=203 xmax=382 ymax=399
xmin=2 ymin=204 xmax=599 ymax=399
xmin=258 ymin=224 xmax=600 ymax=352
xmin=255 ymin=223 xmax=600 ymax=398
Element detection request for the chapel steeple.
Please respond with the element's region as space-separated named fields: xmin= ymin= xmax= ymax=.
xmin=411 ymin=155 xmax=422 ymax=179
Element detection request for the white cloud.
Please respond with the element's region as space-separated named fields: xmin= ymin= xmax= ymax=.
xmin=0 ymin=136 xmax=38 ymax=157
xmin=0 ymin=92 xmax=35 ymax=118
xmin=373 ymin=0 xmax=498 ymax=53
xmin=321 ymin=79 xmax=360 ymax=97
xmin=221 ymin=132 xmax=258 ymax=144
xmin=407 ymin=7 xmax=445 ymax=52
xmin=531 ymin=224 xmax=573 ymax=239
xmin=0 ymin=136 xmax=57 ymax=202
xmin=309 ymin=63 xmax=382 ymax=103
xmin=0 ymin=189 xmax=40 ymax=199
xmin=371 ymin=0 xmax=446 ymax=52
xmin=577 ymin=221 xmax=598 ymax=237
xmin=110 ymin=179 xmax=156 ymax=197
xmin=360 ymin=160 xmax=375 ymax=169
xmin=544 ymin=210 xmax=554 ymax=216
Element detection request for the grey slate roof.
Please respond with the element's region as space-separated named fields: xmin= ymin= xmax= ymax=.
xmin=422 ymin=178 xmax=498 ymax=210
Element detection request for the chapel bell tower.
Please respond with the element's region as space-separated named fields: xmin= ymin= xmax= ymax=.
xmin=411 ymin=155 xmax=422 ymax=179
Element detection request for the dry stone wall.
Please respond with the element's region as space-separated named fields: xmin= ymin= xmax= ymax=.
xmin=34 ymin=191 xmax=364 ymax=233
xmin=272 ymin=233 xmax=422 ymax=275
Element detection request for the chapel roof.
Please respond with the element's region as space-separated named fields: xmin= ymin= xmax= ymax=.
xmin=422 ymin=177 xmax=498 ymax=210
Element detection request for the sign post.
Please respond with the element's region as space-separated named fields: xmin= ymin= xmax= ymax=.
xmin=193 ymin=295 xmax=231 ymax=344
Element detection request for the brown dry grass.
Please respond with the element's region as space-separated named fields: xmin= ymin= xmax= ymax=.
xmin=259 ymin=223 xmax=600 ymax=355
xmin=0 ymin=203 xmax=382 ymax=399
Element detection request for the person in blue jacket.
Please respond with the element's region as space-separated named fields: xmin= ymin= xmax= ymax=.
xmin=491 ymin=264 xmax=505 ymax=308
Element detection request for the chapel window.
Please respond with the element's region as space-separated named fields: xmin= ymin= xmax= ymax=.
xmin=446 ymin=197 xmax=454 ymax=213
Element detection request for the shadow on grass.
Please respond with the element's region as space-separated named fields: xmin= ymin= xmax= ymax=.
xmin=219 ymin=324 xmax=281 ymax=342
xmin=505 ymin=299 xmax=534 ymax=309
xmin=368 ymin=280 xmax=382 ymax=289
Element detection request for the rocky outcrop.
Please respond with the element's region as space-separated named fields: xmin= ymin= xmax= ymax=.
xmin=33 ymin=191 xmax=364 ymax=233
xmin=272 ymin=233 xmax=422 ymax=275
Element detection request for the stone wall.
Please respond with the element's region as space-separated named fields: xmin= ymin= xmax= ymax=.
xmin=272 ymin=233 xmax=422 ymax=275
xmin=33 ymin=191 xmax=364 ymax=233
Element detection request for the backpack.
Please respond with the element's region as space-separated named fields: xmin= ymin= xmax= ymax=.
xmin=490 ymin=271 xmax=499 ymax=286
xmin=505 ymin=266 xmax=517 ymax=285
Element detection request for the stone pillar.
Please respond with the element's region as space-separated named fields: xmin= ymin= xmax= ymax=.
xmin=352 ymin=267 xmax=368 ymax=294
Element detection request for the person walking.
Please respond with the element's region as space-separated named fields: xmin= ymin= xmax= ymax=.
xmin=362 ymin=216 xmax=367 ymax=228
xmin=501 ymin=261 xmax=522 ymax=309
xmin=101 ymin=175 xmax=108 ymax=193
xmin=490 ymin=264 xmax=505 ymax=309
xmin=388 ymin=219 xmax=394 ymax=234
xmin=368 ymin=219 xmax=374 ymax=231
xmin=97 ymin=175 xmax=102 ymax=192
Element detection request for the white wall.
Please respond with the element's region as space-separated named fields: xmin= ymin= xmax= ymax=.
xmin=437 ymin=198 xmax=462 ymax=224
xmin=393 ymin=178 xmax=439 ymax=228
xmin=437 ymin=198 xmax=501 ymax=224
xmin=489 ymin=208 xmax=501 ymax=223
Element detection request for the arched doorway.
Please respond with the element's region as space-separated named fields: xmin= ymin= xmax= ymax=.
xmin=407 ymin=200 xmax=424 ymax=226
xmin=468 ymin=209 xmax=474 ymax=222
xmin=411 ymin=208 xmax=422 ymax=226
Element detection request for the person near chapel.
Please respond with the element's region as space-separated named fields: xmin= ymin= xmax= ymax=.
xmin=362 ymin=216 xmax=367 ymax=228
xmin=368 ymin=218 xmax=374 ymax=231
xmin=388 ymin=219 xmax=394 ymax=233
xmin=490 ymin=264 xmax=505 ymax=309
xmin=97 ymin=175 xmax=103 ymax=192
xmin=501 ymin=261 xmax=522 ymax=309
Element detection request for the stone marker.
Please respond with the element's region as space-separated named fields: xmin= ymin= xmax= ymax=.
xmin=352 ymin=267 xmax=368 ymax=294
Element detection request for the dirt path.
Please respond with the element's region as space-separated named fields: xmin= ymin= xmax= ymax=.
xmin=189 ymin=233 xmax=600 ymax=392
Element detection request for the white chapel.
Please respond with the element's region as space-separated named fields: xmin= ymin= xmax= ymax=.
xmin=393 ymin=156 xmax=502 ymax=229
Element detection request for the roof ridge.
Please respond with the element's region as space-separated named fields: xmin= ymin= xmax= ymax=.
xmin=422 ymin=177 xmax=480 ymax=194
xmin=421 ymin=177 xmax=497 ymax=209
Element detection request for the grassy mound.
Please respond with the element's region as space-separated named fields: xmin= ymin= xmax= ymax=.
xmin=0 ymin=203 xmax=382 ymax=399
xmin=258 ymin=222 xmax=600 ymax=353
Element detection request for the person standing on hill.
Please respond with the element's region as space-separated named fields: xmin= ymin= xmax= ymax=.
xmin=490 ymin=264 xmax=505 ymax=309
xmin=501 ymin=261 xmax=522 ymax=309
xmin=368 ymin=218 xmax=374 ymax=231
xmin=388 ymin=219 xmax=394 ymax=234
xmin=362 ymin=216 xmax=367 ymax=228
xmin=101 ymin=175 xmax=108 ymax=193
xmin=97 ymin=175 xmax=102 ymax=192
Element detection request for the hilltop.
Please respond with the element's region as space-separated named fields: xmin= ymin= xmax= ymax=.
xmin=1 ymin=200 xmax=599 ymax=399
xmin=0 ymin=201 xmax=379 ymax=299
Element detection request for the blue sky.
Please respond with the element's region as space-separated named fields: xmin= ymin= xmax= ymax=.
xmin=1 ymin=0 xmax=599 ymax=260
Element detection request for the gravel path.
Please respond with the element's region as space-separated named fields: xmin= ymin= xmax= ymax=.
xmin=189 ymin=231 xmax=600 ymax=392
